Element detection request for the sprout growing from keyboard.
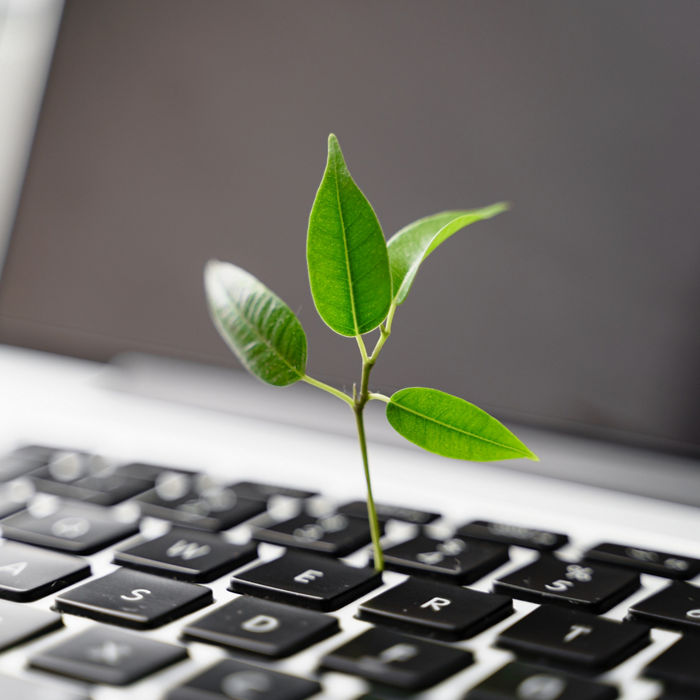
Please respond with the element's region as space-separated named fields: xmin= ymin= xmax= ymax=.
xmin=204 ymin=134 xmax=538 ymax=572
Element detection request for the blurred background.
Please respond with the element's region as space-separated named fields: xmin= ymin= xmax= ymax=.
xmin=0 ymin=0 xmax=699 ymax=453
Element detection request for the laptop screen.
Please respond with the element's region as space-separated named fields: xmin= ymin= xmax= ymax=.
xmin=1 ymin=0 xmax=699 ymax=455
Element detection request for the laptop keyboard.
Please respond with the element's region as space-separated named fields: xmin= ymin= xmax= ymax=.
xmin=0 ymin=444 xmax=698 ymax=698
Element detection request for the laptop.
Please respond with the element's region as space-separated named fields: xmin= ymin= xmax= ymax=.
xmin=0 ymin=1 xmax=697 ymax=698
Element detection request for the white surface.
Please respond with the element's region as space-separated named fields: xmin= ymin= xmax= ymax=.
xmin=0 ymin=0 xmax=62 ymax=270
xmin=0 ymin=345 xmax=697 ymax=699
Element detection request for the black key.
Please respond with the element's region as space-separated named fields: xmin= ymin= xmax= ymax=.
xmin=457 ymin=520 xmax=568 ymax=551
xmin=358 ymin=577 xmax=513 ymax=641
xmin=0 ymin=540 xmax=90 ymax=601
xmin=627 ymin=581 xmax=700 ymax=632
xmin=231 ymin=480 xmax=318 ymax=501
xmin=55 ymin=567 xmax=212 ymax=628
xmin=30 ymin=624 xmax=187 ymax=685
xmin=645 ymin=634 xmax=700 ymax=696
xmin=230 ymin=550 xmax=382 ymax=611
xmin=253 ymin=512 xmax=375 ymax=556
xmin=0 ymin=444 xmax=63 ymax=480
xmin=1 ymin=502 xmax=139 ymax=554
xmin=466 ymin=661 xmax=618 ymax=699
xmin=497 ymin=604 xmax=650 ymax=671
xmin=493 ymin=556 xmax=639 ymax=613
xmin=116 ymin=462 xmax=197 ymax=483
xmin=584 ymin=542 xmax=700 ymax=580
xmin=28 ymin=452 xmax=152 ymax=505
xmin=114 ymin=527 xmax=257 ymax=582
xmin=166 ymin=658 xmax=320 ymax=700
xmin=381 ymin=534 xmax=508 ymax=584
xmin=183 ymin=596 xmax=339 ymax=657
xmin=0 ymin=673 xmax=89 ymax=700
xmin=136 ymin=473 xmax=265 ymax=530
xmin=0 ymin=600 xmax=62 ymax=651
xmin=320 ymin=627 xmax=473 ymax=691
xmin=337 ymin=500 xmax=440 ymax=525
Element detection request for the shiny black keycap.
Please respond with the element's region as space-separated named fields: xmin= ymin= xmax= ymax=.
xmin=136 ymin=472 xmax=265 ymax=530
xmin=166 ymin=658 xmax=320 ymax=700
xmin=627 ymin=581 xmax=700 ymax=632
xmin=337 ymin=500 xmax=440 ymax=525
xmin=381 ymin=534 xmax=508 ymax=584
xmin=0 ymin=600 xmax=62 ymax=650
xmin=320 ymin=627 xmax=473 ymax=691
xmin=28 ymin=452 xmax=152 ymax=505
xmin=55 ymin=567 xmax=212 ymax=628
xmin=457 ymin=520 xmax=568 ymax=551
xmin=0 ymin=673 xmax=89 ymax=700
xmin=465 ymin=661 xmax=618 ymax=699
xmin=116 ymin=462 xmax=197 ymax=483
xmin=253 ymin=512 xmax=375 ymax=556
xmin=1 ymin=502 xmax=139 ymax=554
xmin=493 ymin=556 xmax=639 ymax=613
xmin=231 ymin=480 xmax=318 ymax=501
xmin=585 ymin=542 xmax=700 ymax=580
xmin=0 ymin=540 xmax=90 ymax=601
xmin=358 ymin=577 xmax=513 ymax=641
xmin=184 ymin=596 xmax=339 ymax=657
xmin=30 ymin=624 xmax=187 ymax=685
xmin=644 ymin=634 xmax=700 ymax=696
xmin=230 ymin=550 xmax=382 ymax=611
xmin=497 ymin=604 xmax=650 ymax=671
xmin=114 ymin=527 xmax=257 ymax=582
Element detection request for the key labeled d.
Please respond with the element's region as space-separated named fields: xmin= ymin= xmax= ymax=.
xmin=241 ymin=614 xmax=279 ymax=633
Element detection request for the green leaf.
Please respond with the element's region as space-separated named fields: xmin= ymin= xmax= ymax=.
xmin=386 ymin=387 xmax=538 ymax=461
xmin=387 ymin=203 xmax=509 ymax=305
xmin=307 ymin=134 xmax=392 ymax=336
xmin=204 ymin=260 xmax=307 ymax=386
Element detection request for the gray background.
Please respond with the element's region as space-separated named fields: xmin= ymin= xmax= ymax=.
xmin=1 ymin=0 xmax=699 ymax=451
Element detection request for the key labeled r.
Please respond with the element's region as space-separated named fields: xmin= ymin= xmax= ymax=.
xmin=420 ymin=596 xmax=451 ymax=612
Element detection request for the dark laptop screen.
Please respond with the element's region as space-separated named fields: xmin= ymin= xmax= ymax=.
xmin=1 ymin=0 xmax=699 ymax=454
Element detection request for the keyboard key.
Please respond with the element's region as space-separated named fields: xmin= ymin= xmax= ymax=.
xmin=320 ymin=627 xmax=473 ymax=691
xmin=230 ymin=550 xmax=382 ymax=611
xmin=466 ymin=661 xmax=618 ymax=699
xmin=0 ymin=444 xmax=63 ymax=481
xmin=644 ymin=634 xmax=700 ymax=696
xmin=497 ymin=604 xmax=650 ymax=671
xmin=166 ymin=658 xmax=320 ymax=700
xmin=0 ymin=540 xmax=90 ymax=601
xmin=358 ymin=577 xmax=513 ymax=641
xmin=231 ymin=480 xmax=318 ymax=501
xmin=627 ymin=581 xmax=700 ymax=632
xmin=381 ymin=534 xmax=508 ymax=584
xmin=0 ymin=673 xmax=89 ymax=700
xmin=55 ymin=567 xmax=212 ymax=628
xmin=457 ymin=520 xmax=568 ymax=551
xmin=183 ymin=596 xmax=339 ymax=657
xmin=28 ymin=452 xmax=151 ymax=505
xmin=337 ymin=500 xmax=440 ymax=525
xmin=493 ymin=556 xmax=639 ymax=613
xmin=116 ymin=462 xmax=197 ymax=483
xmin=114 ymin=527 xmax=257 ymax=582
xmin=136 ymin=473 xmax=265 ymax=530
xmin=0 ymin=600 xmax=62 ymax=651
xmin=30 ymin=624 xmax=187 ymax=685
xmin=253 ymin=512 xmax=375 ymax=556
xmin=1 ymin=502 xmax=139 ymax=554
xmin=584 ymin=542 xmax=700 ymax=580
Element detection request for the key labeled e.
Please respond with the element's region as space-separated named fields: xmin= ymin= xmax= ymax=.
xmin=120 ymin=588 xmax=152 ymax=601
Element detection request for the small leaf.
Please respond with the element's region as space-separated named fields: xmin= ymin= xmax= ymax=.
xmin=387 ymin=203 xmax=509 ymax=305
xmin=307 ymin=134 xmax=392 ymax=336
xmin=204 ymin=260 xmax=307 ymax=386
xmin=386 ymin=387 xmax=538 ymax=461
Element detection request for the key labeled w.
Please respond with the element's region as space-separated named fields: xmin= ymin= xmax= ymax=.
xmin=166 ymin=540 xmax=211 ymax=560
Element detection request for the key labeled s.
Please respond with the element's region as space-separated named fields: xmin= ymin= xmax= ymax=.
xmin=120 ymin=588 xmax=152 ymax=601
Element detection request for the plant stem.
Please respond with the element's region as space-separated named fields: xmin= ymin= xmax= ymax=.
xmin=302 ymin=375 xmax=353 ymax=406
xmin=353 ymin=402 xmax=384 ymax=572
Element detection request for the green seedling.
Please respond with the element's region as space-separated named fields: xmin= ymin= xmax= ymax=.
xmin=205 ymin=134 xmax=538 ymax=572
